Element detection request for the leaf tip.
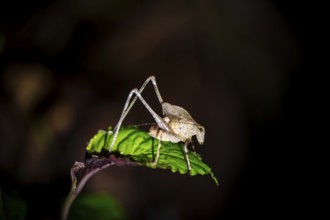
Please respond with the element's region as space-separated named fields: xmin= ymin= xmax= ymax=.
xmin=210 ymin=172 xmax=219 ymax=186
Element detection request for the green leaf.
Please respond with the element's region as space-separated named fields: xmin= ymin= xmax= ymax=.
xmin=0 ymin=187 xmax=27 ymax=220
xmin=68 ymin=193 xmax=125 ymax=220
xmin=86 ymin=126 xmax=218 ymax=185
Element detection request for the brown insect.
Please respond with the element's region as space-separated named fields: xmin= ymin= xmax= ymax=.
xmin=109 ymin=76 xmax=205 ymax=172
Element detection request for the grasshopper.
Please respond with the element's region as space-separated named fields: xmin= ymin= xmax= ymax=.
xmin=109 ymin=76 xmax=205 ymax=172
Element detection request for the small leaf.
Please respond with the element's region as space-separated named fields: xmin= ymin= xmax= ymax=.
xmin=68 ymin=193 xmax=125 ymax=220
xmin=86 ymin=126 xmax=218 ymax=185
xmin=0 ymin=187 xmax=27 ymax=220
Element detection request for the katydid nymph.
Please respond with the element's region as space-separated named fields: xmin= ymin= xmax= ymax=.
xmin=62 ymin=76 xmax=211 ymax=220
xmin=109 ymin=76 xmax=205 ymax=173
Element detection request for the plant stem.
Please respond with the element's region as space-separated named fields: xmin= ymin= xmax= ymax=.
xmin=61 ymin=161 xmax=114 ymax=220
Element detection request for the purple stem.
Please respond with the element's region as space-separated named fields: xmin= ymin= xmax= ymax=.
xmin=61 ymin=161 xmax=114 ymax=220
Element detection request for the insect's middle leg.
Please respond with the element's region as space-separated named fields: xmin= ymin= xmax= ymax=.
xmin=152 ymin=128 xmax=163 ymax=166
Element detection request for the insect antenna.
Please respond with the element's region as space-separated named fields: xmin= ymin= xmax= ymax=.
xmin=134 ymin=122 xmax=158 ymax=128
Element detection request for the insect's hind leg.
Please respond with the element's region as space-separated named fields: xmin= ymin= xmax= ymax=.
xmin=119 ymin=76 xmax=165 ymax=126
xmin=109 ymin=89 xmax=171 ymax=152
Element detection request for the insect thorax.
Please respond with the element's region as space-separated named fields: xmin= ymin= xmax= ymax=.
xmin=148 ymin=125 xmax=182 ymax=143
xmin=167 ymin=117 xmax=200 ymax=141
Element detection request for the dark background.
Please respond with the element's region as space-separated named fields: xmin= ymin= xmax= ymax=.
xmin=0 ymin=0 xmax=317 ymax=219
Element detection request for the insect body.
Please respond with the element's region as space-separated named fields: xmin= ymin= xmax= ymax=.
xmin=109 ymin=76 xmax=205 ymax=172
xmin=149 ymin=103 xmax=205 ymax=171
xmin=161 ymin=102 xmax=205 ymax=145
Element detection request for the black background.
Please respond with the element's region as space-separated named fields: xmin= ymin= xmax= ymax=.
xmin=0 ymin=1 xmax=320 ymax=219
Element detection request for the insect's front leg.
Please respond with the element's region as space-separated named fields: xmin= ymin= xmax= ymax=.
xmin=183 ymin=140 xmax=192 ymax=174
xmin=190 ymin=140 xmax=196 ymax=153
